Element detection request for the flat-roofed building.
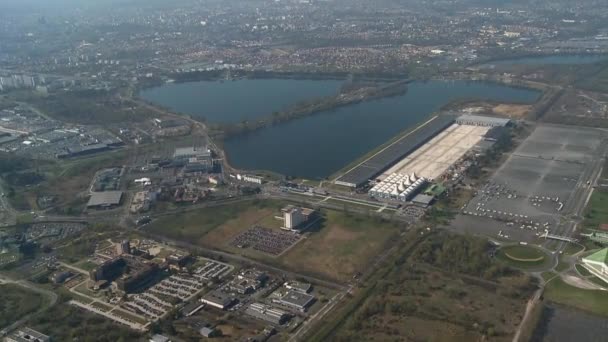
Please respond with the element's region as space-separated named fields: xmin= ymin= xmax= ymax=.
xmin=87 ymin=191 xmax=123 ymax=209
xmin=200 ymin=290 xmax=236 ymax=310
xmin=582 ymin=248 xmax=608 ymax=284
xmin=245 ymin=303 xmax=291 ymax=325
xmin=6 ymin=327 xmax=50 ymax=342
xmin=173 ymin=146 xmax=211 ymax=160
xmin=455 ymin=114 xmax=511 ymax=127
xmin=275 ymin=289 xmax=315 ymax=312
xmin=284 ymin=281 xmax=312 ymax=293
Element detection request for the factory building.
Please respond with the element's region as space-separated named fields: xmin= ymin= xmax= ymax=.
xmin=86 ymin=191 xmax=123 ymax=209
xmin=335 ymin=115 xmax=455 ymax=188
xmin=245 ymin=303 xmax=291 ymax=325
xmin=274 ymin=289 xmax=315 ymax=312
xmin=174 ymin=146 xmax=214 ymax=173
xmin=284 ymin=281 xmax=312 ymax=293
xmin=369 ymin=173 xmax=427 ymax=202
xmin=455 ymin=115 xmax=511 ymax=127
xmin=236 ymin=174 xmax=263 ymax=184
xmin=200 ymin=290 xmax=237 ymax=310
xmin=173 ymin=146 xmax=211 ymax=160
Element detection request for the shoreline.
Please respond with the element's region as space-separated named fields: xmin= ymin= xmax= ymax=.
xmin=135 ymin=73 xmax=547 ymax=179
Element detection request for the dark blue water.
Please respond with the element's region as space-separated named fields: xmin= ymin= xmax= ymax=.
xmin=222 ymin=80 xmax=540 ymax=178
xmin=484 ymin=54 xmax=608 ymax=66
xmin=140 ymin=78 xmax=344 ymax=123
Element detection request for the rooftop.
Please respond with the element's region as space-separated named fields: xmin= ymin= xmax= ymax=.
xmin=87 ymin=191 xmax=123 ymax=207
xmin=173 ymin=146 xmax=210 ymax=158
xmin=150 ymin=334 xmax=171 ymax=342
xmin=279 ymin=289 xmax=315 ymax=308
xmin=8 ymin=327 xmax=50 ymax=342
xmin=456 ymin=114 xmax=511 ymax=126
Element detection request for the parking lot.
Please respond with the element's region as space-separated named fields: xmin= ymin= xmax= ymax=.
xmin=453 ymin=124 xmax=608 ymax=242
xmin=231 ymin=226 xmax=302 ymax=256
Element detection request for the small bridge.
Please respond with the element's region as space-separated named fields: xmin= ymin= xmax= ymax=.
xmin=541 ymin=232 xmax=578 ymax=243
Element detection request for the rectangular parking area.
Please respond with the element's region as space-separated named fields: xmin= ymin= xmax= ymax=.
xmin=231 ymin=227 xmax=302 ymax=256
xmin=458 ymin=124 xmax=606 ymax=240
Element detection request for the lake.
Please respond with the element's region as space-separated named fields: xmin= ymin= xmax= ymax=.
xmin=482 ymin=54 xmax=608 ymax=66
xmin=532 ymin=304 xmax=608 ymax=341
xmin=140 ymin=78 xmax=344 ymax=123
xmin=220 ymin=80 xmax=540 ymax=179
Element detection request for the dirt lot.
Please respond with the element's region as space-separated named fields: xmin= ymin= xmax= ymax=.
xmin=493 ymin=104 xmax=532 ymax=118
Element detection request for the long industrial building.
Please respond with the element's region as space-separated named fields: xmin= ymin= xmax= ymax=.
xmin=381 ymin=123 xmax=491 ymax=180
xmin=335 ymin=115 xmax=455 ymax=188
xmin=335 ymin=114 xmax=511 ymax=189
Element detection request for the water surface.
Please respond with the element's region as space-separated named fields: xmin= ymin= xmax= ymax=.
xmin=483 ymin=54 xmax=607 ymax=66
xmin=140 ymin=79 xmax=344 ymax=123
xmin=223 ymin=80 xmax=540 ymax=178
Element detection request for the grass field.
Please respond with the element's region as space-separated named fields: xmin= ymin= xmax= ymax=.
xmin=278 ymin=210 xmax=399 ymax=281
xmin=583 ymin=190 xmax=608 ymax=229
xmin=563 ymin=243 xmax=585 ymax=256
xmin=587 ymin=276 xmax=608 ymax=288
xmin=541 ymin=271 xmax=557 ymax=282
xmin=151 ymin=200 xmax=400 ymax=282
xmin=0 ymin=284 xmax=45 ymax=327
xmin=575 ymin=264 xmax=593 ymax=277
xmin=496 ymin=245 xmax=548 ymax=269
xmin=555 ymin=258 xmax=570 ymax=273
xmin=544 ymin=277 xmax=608 ymax=317
xmin=148 ymin=200 xmax=282 ymax=244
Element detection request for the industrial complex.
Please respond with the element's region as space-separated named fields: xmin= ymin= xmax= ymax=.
xmin=335 ymin=113 xmax=512 ymax=204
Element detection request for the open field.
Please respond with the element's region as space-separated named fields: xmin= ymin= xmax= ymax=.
xmin=496 ymin=246 xmax=549 ymax=269
xmin=544 ymin=277 xmax=608 ymax=317
xmin=278 ymin=210 xmax=399 ymax=281
xmin=204 ymin=206 xmax=399 ymax=281
xmin=493 ymin=104 xmax=531 ymax=118
xmin=150 ymin=200 xmax=400 ymax=282
xmin=30 ymin=303 xmax=144 ymax=341
xmin=583 ymin=190 xmax=608 ymax=229
xmin=499 ymin=245 xmax=546 ymax=261
xmin=9 ymin=150 xmax=129 ymax=212
xmin=148 ymin=200 xmax=282 ymax=244
xmin=575 ymin=264 xmax=593 ymax=277
xmin=0 ymin=284 xmax=45 ymax=327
